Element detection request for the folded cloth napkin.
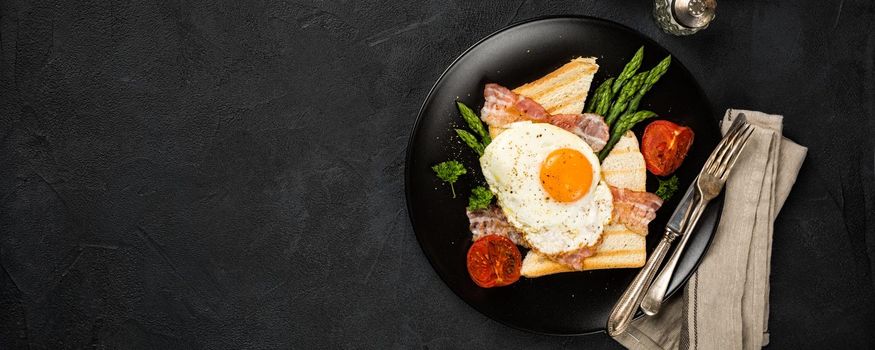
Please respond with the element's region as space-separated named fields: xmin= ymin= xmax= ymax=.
xmin=613 ymin=109 xmax=808 ymax=350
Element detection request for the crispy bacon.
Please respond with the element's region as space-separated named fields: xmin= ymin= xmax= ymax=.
xmin=466 ymin=205 xmax=528 ymax=248
xmin=551 ymin=246 xmax=597 ymax=270
xmin=609 ymin=186 xmax=663 ymax=235
xmin=548 ymin=113 xmax=610 ymax=152
xmin=480 ymin=83 xmax=550 ymax=128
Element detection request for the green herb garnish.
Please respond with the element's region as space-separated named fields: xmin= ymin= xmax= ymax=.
xmin=432 ymin=160 xmax=466 ymax=198
xmin=467 ymin=186 xmax=494 ymax=211
xmin=655 ymin=175 xmax=679 ymax=201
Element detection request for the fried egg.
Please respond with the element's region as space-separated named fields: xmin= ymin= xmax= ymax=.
xmin=480 ymin=121 xmax=613 ymax=255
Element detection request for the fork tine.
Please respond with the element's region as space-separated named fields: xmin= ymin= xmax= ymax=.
xmin=703 ymin=121 xmax=745 ymax=173
xmin=702 ymin=143 xmax=721 ymax=173
xmin=707 ymin=123 xmax=749 ymax=174
xmin=713 ymin=124 xmax=752 ymax=175
xmin=718 ymin=125 xmax=755 ymax=180
xmin=716 ymin=125 xmax=754 ymax=178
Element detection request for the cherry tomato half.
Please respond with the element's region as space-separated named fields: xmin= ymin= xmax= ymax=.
xmin=466 ymin=235 xmax=522 ymax=288
xmin=642 ymin=120 xmax=695 ymax=176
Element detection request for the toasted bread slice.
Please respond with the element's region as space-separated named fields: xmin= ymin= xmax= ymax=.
xmin=514 ymin=57 xmax=598 ymax=115
xmin=488 ymin=57 xmax=599 ymax=138
xmin=520 ymin=224 xmax=646 ymax=277
xmin=600 ymin=131 xmax=647 ymax=192
xmin=521 ymin=131 xmax=648 ymax=277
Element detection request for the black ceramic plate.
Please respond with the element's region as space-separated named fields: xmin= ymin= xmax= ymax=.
xmin=405 ymin=16 xmax=723 ymax=335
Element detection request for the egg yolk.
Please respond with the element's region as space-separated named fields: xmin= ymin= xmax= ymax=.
xmin=540 ymin=148 xmax=593 ymax=203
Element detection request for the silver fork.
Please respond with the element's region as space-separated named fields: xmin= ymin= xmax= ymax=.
xmin=640 ymin=117 xmax=755 ymax=316
xmin=606 ymin=117 xmax=755 ymax=336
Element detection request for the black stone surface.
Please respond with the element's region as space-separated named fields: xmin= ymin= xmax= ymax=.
xmin=0 ymin=0 xmax=873 ymax=348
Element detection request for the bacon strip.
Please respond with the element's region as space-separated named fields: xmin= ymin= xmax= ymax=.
xmin=480 ymin=84 xmax=609 ymax=150
xmin=466 ymin=205 xmax=528 ymax=248
xmin=609 ymin=186 xmax=663 ymax=235
xmin=548 ymin=113 xmax=610 ymax=152
xmin=480 ymin=83 xmax=550 ymax=128
xmin=551 ymin=246 xmax=597 ymax=270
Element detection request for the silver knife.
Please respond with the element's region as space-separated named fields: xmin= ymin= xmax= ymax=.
xmin=666 ymin=177 xmax=699 ymax=235
xmin=605 ymin=179 xmax=698 ymax=336
xmin=639 ymin=177 xmax=702 ymax=316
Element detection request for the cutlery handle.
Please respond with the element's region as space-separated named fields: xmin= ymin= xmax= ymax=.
xmin=606 ymin=231 xmax=676 ymax=336
xmin=641 ymin=200 xmax=709 ymax=316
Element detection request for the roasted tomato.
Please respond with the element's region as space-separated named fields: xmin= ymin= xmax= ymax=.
xmin=466 ymin=235 xmax=522 ymax=288
xmin=642 ymin=120 xmax=694 ymax=176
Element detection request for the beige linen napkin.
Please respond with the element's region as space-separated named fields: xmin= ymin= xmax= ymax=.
xmin=613 ymin=109 xmax=807 ymax=350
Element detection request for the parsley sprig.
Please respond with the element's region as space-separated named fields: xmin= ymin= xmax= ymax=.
xmin=432 ymin=160 xmax=466 ymax=198
xmin=655 ymin=175 xmax=679 ymax=201
xmin=467 ymin=186 xmax=494 ymax=210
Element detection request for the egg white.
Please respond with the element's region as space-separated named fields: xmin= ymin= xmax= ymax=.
xmin=480 ymin=121 xmax=613 ymax=255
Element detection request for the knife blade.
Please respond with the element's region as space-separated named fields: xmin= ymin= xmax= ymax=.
xmin=665 ymin=176 xmax=699 ymax=235
xmin=607 ymin=177 xmax=700 ymax=336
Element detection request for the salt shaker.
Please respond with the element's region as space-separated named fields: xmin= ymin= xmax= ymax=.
xmin=653 ymin=0 xmax=716 ymax=36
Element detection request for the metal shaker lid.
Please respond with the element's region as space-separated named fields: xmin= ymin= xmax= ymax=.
xmin=672 ymin=0 xmax=716 ymax=28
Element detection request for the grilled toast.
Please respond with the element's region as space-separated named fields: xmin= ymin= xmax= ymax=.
xmin=488 ymin=57 xmax=599 ymax=138
xmin=520 ymin=131 xmax=648 ymax=277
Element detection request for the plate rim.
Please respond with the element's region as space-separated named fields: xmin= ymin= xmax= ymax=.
xmin=404 ymin=14 xmax=721 ymax=336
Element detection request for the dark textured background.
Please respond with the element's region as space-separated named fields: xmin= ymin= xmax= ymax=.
xmin=1 ymin=0 xmax=873 ymax=349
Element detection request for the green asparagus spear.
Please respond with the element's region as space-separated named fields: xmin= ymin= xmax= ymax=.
xmin=612 ymin=46 xmax=644 ymax=94
xmin=624 ymin=55 xmax=672 ymax=115
xmin=605 ymin=71 xmax=648 ymax=126
xmin=456 ymin=102 xmax=491 ymax=146
xmin=585 ymin=78 xmax=614 ymax=113
xmin=595 ymin=77 xmax=617 ymax=115
xmin=598 ymin=110 xmax=657 ymax=160
xmin=594 ymin=48 xmax=643 ymax=116
xmin=455 ymin=129 xmax=484 ymax=156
